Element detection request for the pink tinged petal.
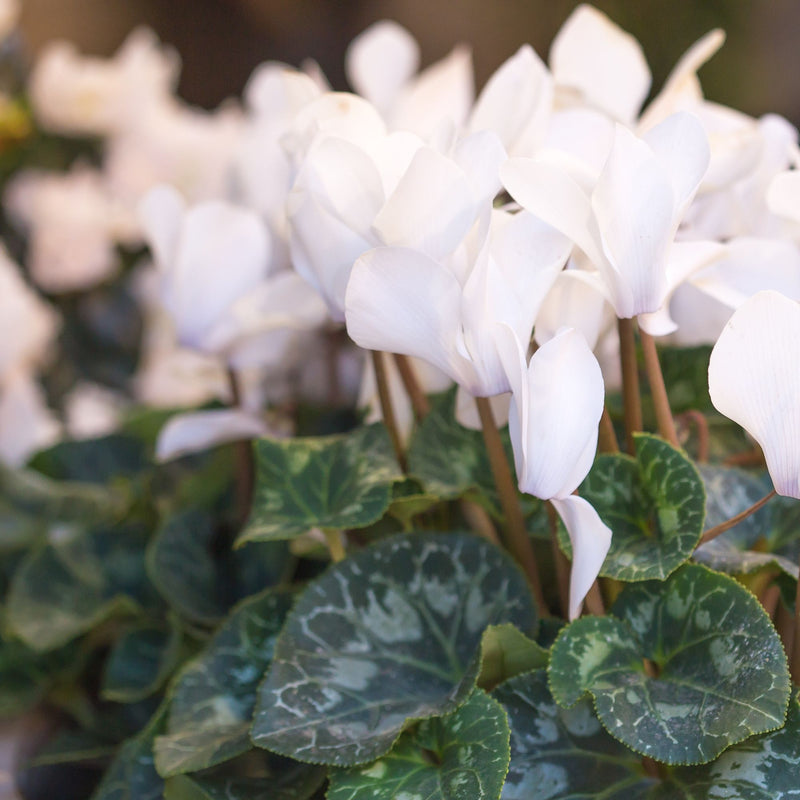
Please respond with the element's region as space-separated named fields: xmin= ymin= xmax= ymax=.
xmin=708 ymin=290 xmax=800 ymax=498
xmin=390 ymin=45 xmax=474 ymax=139
xmin=167 ymin=202 xmax=271 ymax=350
xmin=0 ymin=371 xmax=61 ymax=467
xmin=643 ymin=112 xmax=710 ymax=218
xmin=138 ymin=184 xmax=185 ymax=272
xmin=345 ymin=21 xmax=420 ymax=114
xmin=500 ymin=158 xmax=606 ymax=267
xmin=155 ymin=409 xmax=268 ymax=462
xmin=345 ymin=247 xmax=462 ymax=381
xmin=372 ymin=147 xmax=477 ymax=260
xmin=550 ymin=4 xmax=650 ymax=123
xmin=592 ymin=124 xmax=675 ymax=317
xmin=550 ymin=495 xmax=612 ymax=620
xmin=501 ymin=326 xmax=605 ymax=499
xmin=469 ymin=45 xmax=553 ymax=156
xmin=640 ymin=29 xmax=725 ymax=131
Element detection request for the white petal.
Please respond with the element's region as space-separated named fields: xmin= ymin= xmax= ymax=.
xmin=451 ymin=130 xmax=507 ymax=207
xmin=708 ymin=290 xmax=800 ymax=498
xmin=390 ymin=45 xmax=474 ymax=139
xmin=499 ymin=326 xmax=604 ymax=499
xmin=550 ymin=495 xmax=612 ymax=620
xmin=643 ymin=112 xmax=709 ymax=217
xmin=550 ymin=4 xmax=650 ymax=123
xmin=345 ymin=247 xmax=461 ymax=380
xmin=155 ymin=409 xmax=268 ymax=462
xmin=345 ymin=21 xmax=420 ymax=114
xmin=501 ymin=158 xmax=605 ymax=267
xmin=469 ymin=44 xmax=552 ymax=156
xmin=767 ymin=170 xmax=800 ymax=225
xmin=138 ymin=184 xmax=185 ymax=272
xmin=372 ymin=146 xmax=476 ymax=259
xmin=592 ymin=124 xmax=674 ymax=317
xmin=0 ymin=371 xmax=61 ymax=467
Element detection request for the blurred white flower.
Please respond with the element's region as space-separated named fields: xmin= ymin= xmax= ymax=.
xmin=0 ymin=0 xmax=19 ymax=38
xmin=63 ymin=382 xmax=125 ymax=440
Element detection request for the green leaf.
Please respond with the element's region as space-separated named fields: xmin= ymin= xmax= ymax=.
xmin=251 ymin=532 xmax=537 ymax=766
xmin=162 ymin=753 xmax=325 ymax=800
xmin=154 ymin=589 xmax=295 ymax=777
xmin=147 ymin=509 xmax=289 ymax=625
xmin=6 ymin=524 xmax=156 ymax=651
xmin=665 ymin=690 xmax=800 ymax=798
xmin=101 ymin=623 xmax=182 ymax=703
xmin=386 ymin=480 xmax=440 ymax=530
xmin=494 ymin=670 xmax=655 ymax=799
xmin=238 ymin=423 xmax=404 ymax=544
xmin=328 ymin=689 xmax=510 ymax=800
xmin=91 ymin=704 xmax=167 ymax=800
xmin=407 ymin=390 xmax=503 ymax=516
xmin=695 ymin=466 xmax=797 ymax=578
xmin=548 ymin=564 xmax=790 ymax=765
xmin=578 ymin=433 xmax=705 ymax=581
xmin=29 ymin=730 xmax=117 ymax=766
xmin=477 ymin=624 xmax=549 ymax=690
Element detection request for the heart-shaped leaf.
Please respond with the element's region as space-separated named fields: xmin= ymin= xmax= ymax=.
xmin=548 ymin=564 xmax=790 ymax=765
xmin=238 ymin=423 xmax=404 ymax=544
xmin=578 ymin=433 xmax=705 ymax=581
xmin=154 ymin=588 xmax=294 ymax=777
xmin=251 ymin=532 xmax=537 ymax=766
xmin=494 ymin=670 xmax=655 ymax=799
xmin=327 ymin=689 xmax=510 ymax=800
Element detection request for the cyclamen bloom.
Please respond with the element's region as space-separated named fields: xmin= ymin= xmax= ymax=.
xmin=498 ymin=325 xmax=612 ymax=619
xmin=501 ymin=112 xmax=722 ymax=333
xmin=709 ymin=290 xmax=800 ymax=499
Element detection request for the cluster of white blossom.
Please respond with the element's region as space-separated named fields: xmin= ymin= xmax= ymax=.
xmin=4 ymin=4 xmax=800 ymax=616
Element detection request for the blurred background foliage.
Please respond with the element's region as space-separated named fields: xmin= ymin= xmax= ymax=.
xmin=16 ymin=0 xmax=800 ymax=126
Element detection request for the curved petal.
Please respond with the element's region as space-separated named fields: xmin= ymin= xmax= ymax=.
xmin=499 ymin=326 xmax=604 ymax=499
xmin=345 ymin=21 xmax=420 ymax=114
xmin=708 ymin=290 xmax=800 ymax=498
xmin=168 ymin=202 xmax=270 ymax=349
xmin=155 ymin=409 xmax=268 ymax=462
xmin=592 ymin=124 xmax=674 ymax=317
xmin=345 ymin=247 xmax=461 ymax=380
xmin=767 ymin=170 xmax=800 ymax=225
xmin=372 ymin=146 xmax=476 ymax=259
xmin=469 ymin=44 xmax=552 ymax=156
xmin=550 ymin=494 xmax=612 ymax=620
xmin=390 ymin=45 xmax=474 ymax=139
xmin=550 ymin=4 xmax=650 ymax=123
xmin=138 ymin=184 xmax=185 ymax=272
xmin=501 ymin=158 xmax=605 ymax=267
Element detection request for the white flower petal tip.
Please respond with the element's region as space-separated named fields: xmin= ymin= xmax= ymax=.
xmin=550 ymin=495 xmax=612 ymax=620
xmin=708 ymin=290 xmax=800 ymax=498
xmin=155 ymin=409 xmax=268 ymax=462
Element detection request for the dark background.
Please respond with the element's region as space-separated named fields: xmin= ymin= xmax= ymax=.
xmin=18 ymin=0 xmax=800 ymax=125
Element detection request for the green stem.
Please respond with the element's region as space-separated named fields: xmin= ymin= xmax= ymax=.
xmin=698 ymin=490 xmax=776 ymax=546
xmin=371 ymin=350 xmax=407 ymax=472
xmin=547 ymin=501 xmax=570 ymax=618
xmin=475 ymin=395 xmax=547 ymax=615
xmin=323 ymin=529 xmax=347 ymax=563
xmin=617 ymin=317 xmax=642 ymax=455
xmin=227 ymin=367 xmax=254 ymax=526
xmin=639 ymin=326 xmax=679 ymax=448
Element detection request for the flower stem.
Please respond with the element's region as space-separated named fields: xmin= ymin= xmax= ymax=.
xmin=475 ymin=395 xmax=547 ymax=615
xmin=598 ymin=405 xmax=620 ymax=453
xmin=547 ymin=502 xmax=570 ymax=618
xmin=371 ymin=350 xmax=407 ymax=472
xmin=618 ymin=317 xmax=642 ymax=455
xmin=677 ymin=410 xmax=710 ymax=462
xmin=323 ymin=529 xmax=347 ymax=563
xmin=584 ymin=582 xmax=606 ymax=616
xmin=698 ymin=490 xmax=777 ymax=546
xmin=227 ymin=367 xmax=254 ymax=526
xmin=638 ymin=327 xmax=679 ymax=448
xmin=393 ymin=353 xmax=430 ymax=420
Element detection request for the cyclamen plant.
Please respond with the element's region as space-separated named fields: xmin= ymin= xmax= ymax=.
xmin=2 ymin=3 xmax=800 ymax=799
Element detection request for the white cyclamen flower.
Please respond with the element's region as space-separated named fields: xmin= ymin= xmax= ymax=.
xmin=709 ymin=290 xmax=800 ymax=499
xmin=497 ymin=325 xmax=612 ymax=619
